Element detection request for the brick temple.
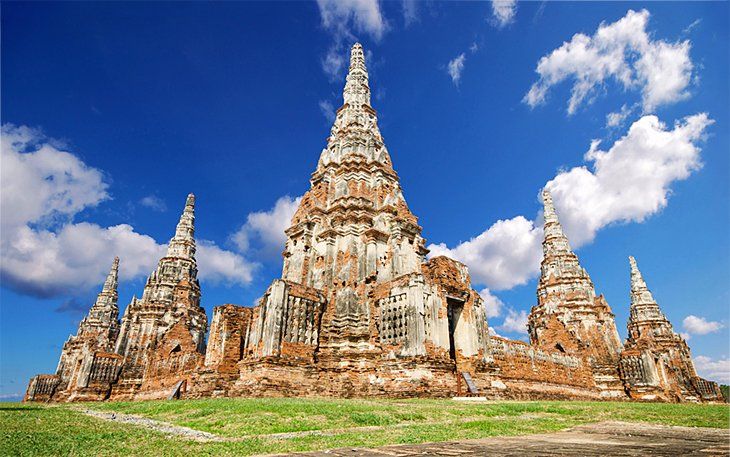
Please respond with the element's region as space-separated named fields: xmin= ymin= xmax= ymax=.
xmin=25 ymin=44 xmax=722 ymax=404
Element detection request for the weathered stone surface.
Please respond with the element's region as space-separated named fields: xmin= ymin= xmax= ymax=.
xmin=25 ymin=258 xmax=122 ymax=402
xmin=528 ymin=190 xmax=624 ymax=398
xmin=110 ymin=194 xmax=208 ymax=399
xmin=619 ymin=256 xmax=722 ymax=402
xmin=25 ymin=43 xmax=722 ymax=404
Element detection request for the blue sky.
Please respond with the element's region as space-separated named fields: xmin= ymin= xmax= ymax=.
xmin=1 ymin=1 xmax=728 ymax=401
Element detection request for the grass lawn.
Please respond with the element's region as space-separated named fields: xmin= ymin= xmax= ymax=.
xmin=2 ymin=399 xmax=728 ymax=456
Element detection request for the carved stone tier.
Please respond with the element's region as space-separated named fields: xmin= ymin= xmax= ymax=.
xmin=528 ymin=190 xmax=624 ymax=397
xmin=619 ymin=257 xmax=722 ymax=402
xmin=112 ymin=194 xmax=208 ymax=397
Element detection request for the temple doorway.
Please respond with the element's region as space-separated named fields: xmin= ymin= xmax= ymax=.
xmin=446 ymin=298 xmax=464 ymax=361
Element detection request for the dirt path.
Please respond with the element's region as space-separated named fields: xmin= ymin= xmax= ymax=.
xmin=78 ymin=408 xmax=541 ymax=441
xmin=80 ymin=409 xmax=223 ymax=442
xmin=282 ymin=421 xmax=730 ymax=456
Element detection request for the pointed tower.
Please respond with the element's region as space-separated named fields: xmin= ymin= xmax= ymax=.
xmin=55 ymin=257 xmax=121 ymax=387
xmin=114 ymin=194 xmax=208 ymax=391
xmin=619 ymin=256 xmax=721 ymax=401
xmin=626 ymin=256 xmax=676 ymax=342
xmin=528 ymin=190 xmax=623 ymax=395
xmin=238 ymin=44 xmax=492 ymax=386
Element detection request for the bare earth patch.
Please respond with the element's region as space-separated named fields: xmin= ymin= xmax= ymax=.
xmin=288 ymin=421 xmax=730 ymax=457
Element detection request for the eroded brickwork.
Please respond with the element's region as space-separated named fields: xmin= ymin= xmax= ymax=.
xmin=26 ymin=43 xmax=720 ymax=404
xmin=529 ymin=190 xmax=624 ymax=397
xmin=619 ymin=257 xmax=722 ymax=402
xmin=111 ymin=194 xmax=208 ymax=398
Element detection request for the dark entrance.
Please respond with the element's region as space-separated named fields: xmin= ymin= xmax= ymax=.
xmin=446 ymin=298 xmax=464 ymax=361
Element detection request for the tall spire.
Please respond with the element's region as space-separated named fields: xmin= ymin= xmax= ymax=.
xmin=101 ymin=256 xmax=119 ymax=294
xmin=343 ymin=43 xmax=370 ymax=107
xmin=166 ymin=193 xmax=196 ymax=259
xmin=626 ymin=255 xmax=674 ymax=341
xmin=541 ymin=190 xmax=571 ymax=255
xmin=629 ymin=256 xmax=655 ymax=304
xmin=316 ymin=42 xmax=391 ymax=174
xmin=90 ymin=256 xmax=119 ymax=314
xmin=77 ymin=256 xmax=120 ymax=339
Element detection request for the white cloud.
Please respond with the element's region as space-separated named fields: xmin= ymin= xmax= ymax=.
xmin=524 ymin=9 xmax=694 ymax=114
xmin=322 ymin=47 xmax=347 ymax=81
xmin=682 ymin=19 xmax=701 ymax=35
xmin=139 ymin=195 xmax=167 ymax=212
xmin=479 ymin=288 xmax=504 ymax=318
xmin=429 ymin=216 xmax=542 ymax=290
xmin=683 ymin=315 xmax=724 ymax=335
xmin=680 ymin=332 xmax=691 ymax=341
xmin=316 ymin=0 xmax=387 ymax=79
xmin=491 ymin=0 xmax=517 ymax=28
xmin=545 ymin=113 xmax=712 ymax=247
xmin=0 ymin=124 xmax=108 ymax=234
xmin=498 ymin=308 xmax=529 ymax=335
xmin=231 ymin=195 xmax=302 ymax=262
xmin=317 ymin=0 xmax=387 ymax=42
xmin=447 ymin=53 xmax=467 ymax=86
xmin=197 ymin=241 xmax=257 ymax=286
xmin=694 ymin=356 xmax=730 ymax=384
xmin=0 ymin=124 xmax=255 ymax=298
xmin=469 ymin=42 xmax=479 ymax=54
xmin=605 ymin=104 xmax=634 ymax=128
xmin=401 ymin=0 xmax=418 ymax=27
xmin=319 ymin=99 xmax=336 ymax=122
xmin=428 ymin=113 xmax=712 ymax=290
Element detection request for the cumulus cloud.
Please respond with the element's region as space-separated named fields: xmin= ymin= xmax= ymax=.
xmin=544 ymin=113 xmax=712 ymax=247
xmin=1 ymin=124 xmax=109 ymax=234
xmin=317 ymin=0 xmax=387 ymax=79
xmin=683 ymin=315 xmax=724 ymax=336
xmin=231 ymin=195 xmax=302 ymax=262
xmin=498 ymin=308 xmax=529 ymax=335
xmin=491 ymin=0 xmax=517 ymax=28
xmin=428 ymin=113 xmax=712 ymax=290
xmin=694 ymin=356 xmax=730 ymax=384
xmin=524 ymin=9 xmax=694 ymax=114
xmin=197 ymin=241 xmax=257 ymax=286
xmin=447 ymin=53 xmax=467 ymax=86
xmin=479 ymin=288 xmax=504 ymax=319
xmin=0 ymin=124 xmax=255 ymax=298
xmin=139 ymin=195 xmax=167 ymax=212
xmin=430 ymin=216 xmax=542 ymax=290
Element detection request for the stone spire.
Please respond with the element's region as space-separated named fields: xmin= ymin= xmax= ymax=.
xmin=166 ymin=193 xmax=196 ymax=259
xmin=249 ymin=42 xmax=432 ymax=361
xmin=626 ymin=256 xmax=674 ymax=342
xmin=115 ymin=193 xmax=207 ymax=377
xmin=83 ymin=256 xmax=120 ymax=328
xmin=629 ymin=256 xmax=656 ymax=306
xmin=541 ymin=190 xmax=572 ymax=256
xmin=343 ymin=43 xmax=371 ymax=107
xmin=619 ymin=255 xmax=716 ymax=401
xmin=101 ymin=256 xmax=119 ymax=299
xmin=530 ymin=189 xmax=622 ymax=372
xmin=56 ymin=257 xmax=121 ymax=382
xmin=314 ymin=43 xmax=392 ymax=175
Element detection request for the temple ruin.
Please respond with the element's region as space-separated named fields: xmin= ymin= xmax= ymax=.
xmin=25 ymin=43 xmax=722 ymax=403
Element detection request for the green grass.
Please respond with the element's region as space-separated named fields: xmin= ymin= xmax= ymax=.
xmin=2 ymin=399 xmax=728 ymax=456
